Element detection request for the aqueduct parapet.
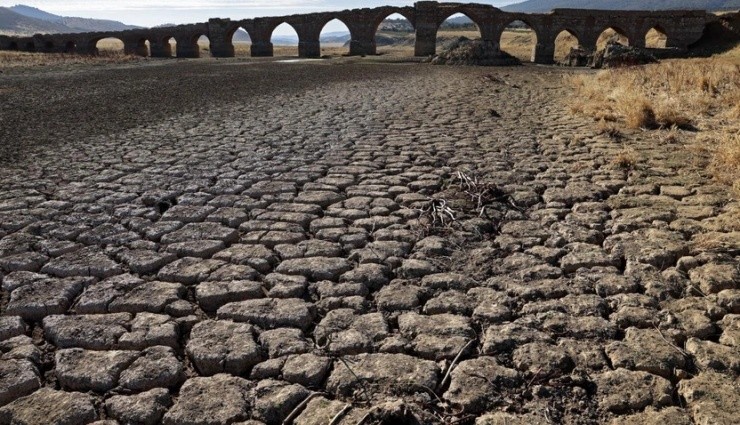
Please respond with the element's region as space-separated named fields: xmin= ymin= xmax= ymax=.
xmin=0 ymin=1 xmax=716 ymax=64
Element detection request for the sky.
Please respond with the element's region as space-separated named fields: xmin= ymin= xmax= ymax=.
xmin=0 ymin=1 xmax=520 ymax=34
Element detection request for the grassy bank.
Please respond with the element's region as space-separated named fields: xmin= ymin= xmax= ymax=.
xmin=569 ymin=56 xmax=740 ymax=193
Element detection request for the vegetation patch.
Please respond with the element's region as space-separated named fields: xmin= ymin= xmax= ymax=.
xmin=569 ymin=57 xmax=740 ymax=192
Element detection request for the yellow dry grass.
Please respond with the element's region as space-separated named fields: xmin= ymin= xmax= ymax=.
xmin=611 ymin=148 xmax=638 ymax=170
xmin=569 ymin=55 xmax=740 ymax=193
xmin=0 ymin=50 xmax=140 ymax=68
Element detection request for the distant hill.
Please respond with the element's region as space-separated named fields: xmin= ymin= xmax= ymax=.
xmin=502 ymin=0 xmax=740 ymax=13
xmin=8 ymin=4 xmax=59 ymax=21
xmin=0 ymin=4 xmax=139 ymax=36
xmin=0 ymin=7 xmax=69 ymax=35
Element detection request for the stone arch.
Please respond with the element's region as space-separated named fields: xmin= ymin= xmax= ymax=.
xmin=269 ymin=21 xmax=300 ymax=56
xmin=436 ymin=10 xmax=484 ymax=40
xmin=193 ymin=33 xmax=211 ymax=57
xmin=553 ymin=28 xmax=580 ymax=62
xmin=645 ymin=24 xmax=668 ymax=48
xmin=498 ymin=18 xmax=540 ymax=62
xmin=373 ymin=11 xmax=415 ymax=56
xmin=229 ymin=25 xmax=254 ymax=57
xmin=64 ymin=40 xmax=76 ymax=53
xmin=319 ymin=17 xmax=353 ymax=56
xmin=94 ymin=37 xmax=125 ymax=55
xmin=436 ymin=6 xmax=485 ymax=31
xmin=372 ymin=9 xmax=416 ymax=33
xmin=596 ymin=26 xmax=630 ymax=49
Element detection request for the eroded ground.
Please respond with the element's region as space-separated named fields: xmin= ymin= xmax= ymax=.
xmin=0 ymin=58 xmax=738 ymax=425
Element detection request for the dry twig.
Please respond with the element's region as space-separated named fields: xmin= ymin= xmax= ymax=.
xmin=282 ymin=392 xmax=325 ymax=425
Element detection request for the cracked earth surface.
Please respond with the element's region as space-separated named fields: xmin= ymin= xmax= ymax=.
xmin=0 ymin=59 xmax=738 ymax=425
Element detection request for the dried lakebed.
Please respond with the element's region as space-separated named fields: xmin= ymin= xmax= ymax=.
xmin=0 ymin=59 xmax=738 ymax=425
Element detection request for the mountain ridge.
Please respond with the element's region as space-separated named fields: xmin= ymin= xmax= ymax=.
xmin=1 ymin=4 xmax=140 ymax=36
xmin=502 ymin=0 xmax=740 ymax=13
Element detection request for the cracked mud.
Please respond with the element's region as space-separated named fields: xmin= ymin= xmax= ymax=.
xmin=0 ymin=58 xmax=738 ymax=425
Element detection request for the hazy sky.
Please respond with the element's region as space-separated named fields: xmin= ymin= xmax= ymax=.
xmin=1 ymin=1 xmax=521 ymax=33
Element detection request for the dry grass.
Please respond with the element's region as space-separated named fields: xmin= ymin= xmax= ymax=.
xmin=0 ymin=50 xmax=140 ymax=68
xmin=709 ymin=132 xmax=740 ymax=191
xmin=611 ymin=148 xmax=638 ymax=170
xmin=569 ymin=55 xmax=740 ymax=193
xmin=597 ymin=119 xmax=623 ymax=139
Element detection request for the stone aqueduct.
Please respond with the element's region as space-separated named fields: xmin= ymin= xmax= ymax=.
xmin=0 ymin=1 xmax=714 ymax=64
